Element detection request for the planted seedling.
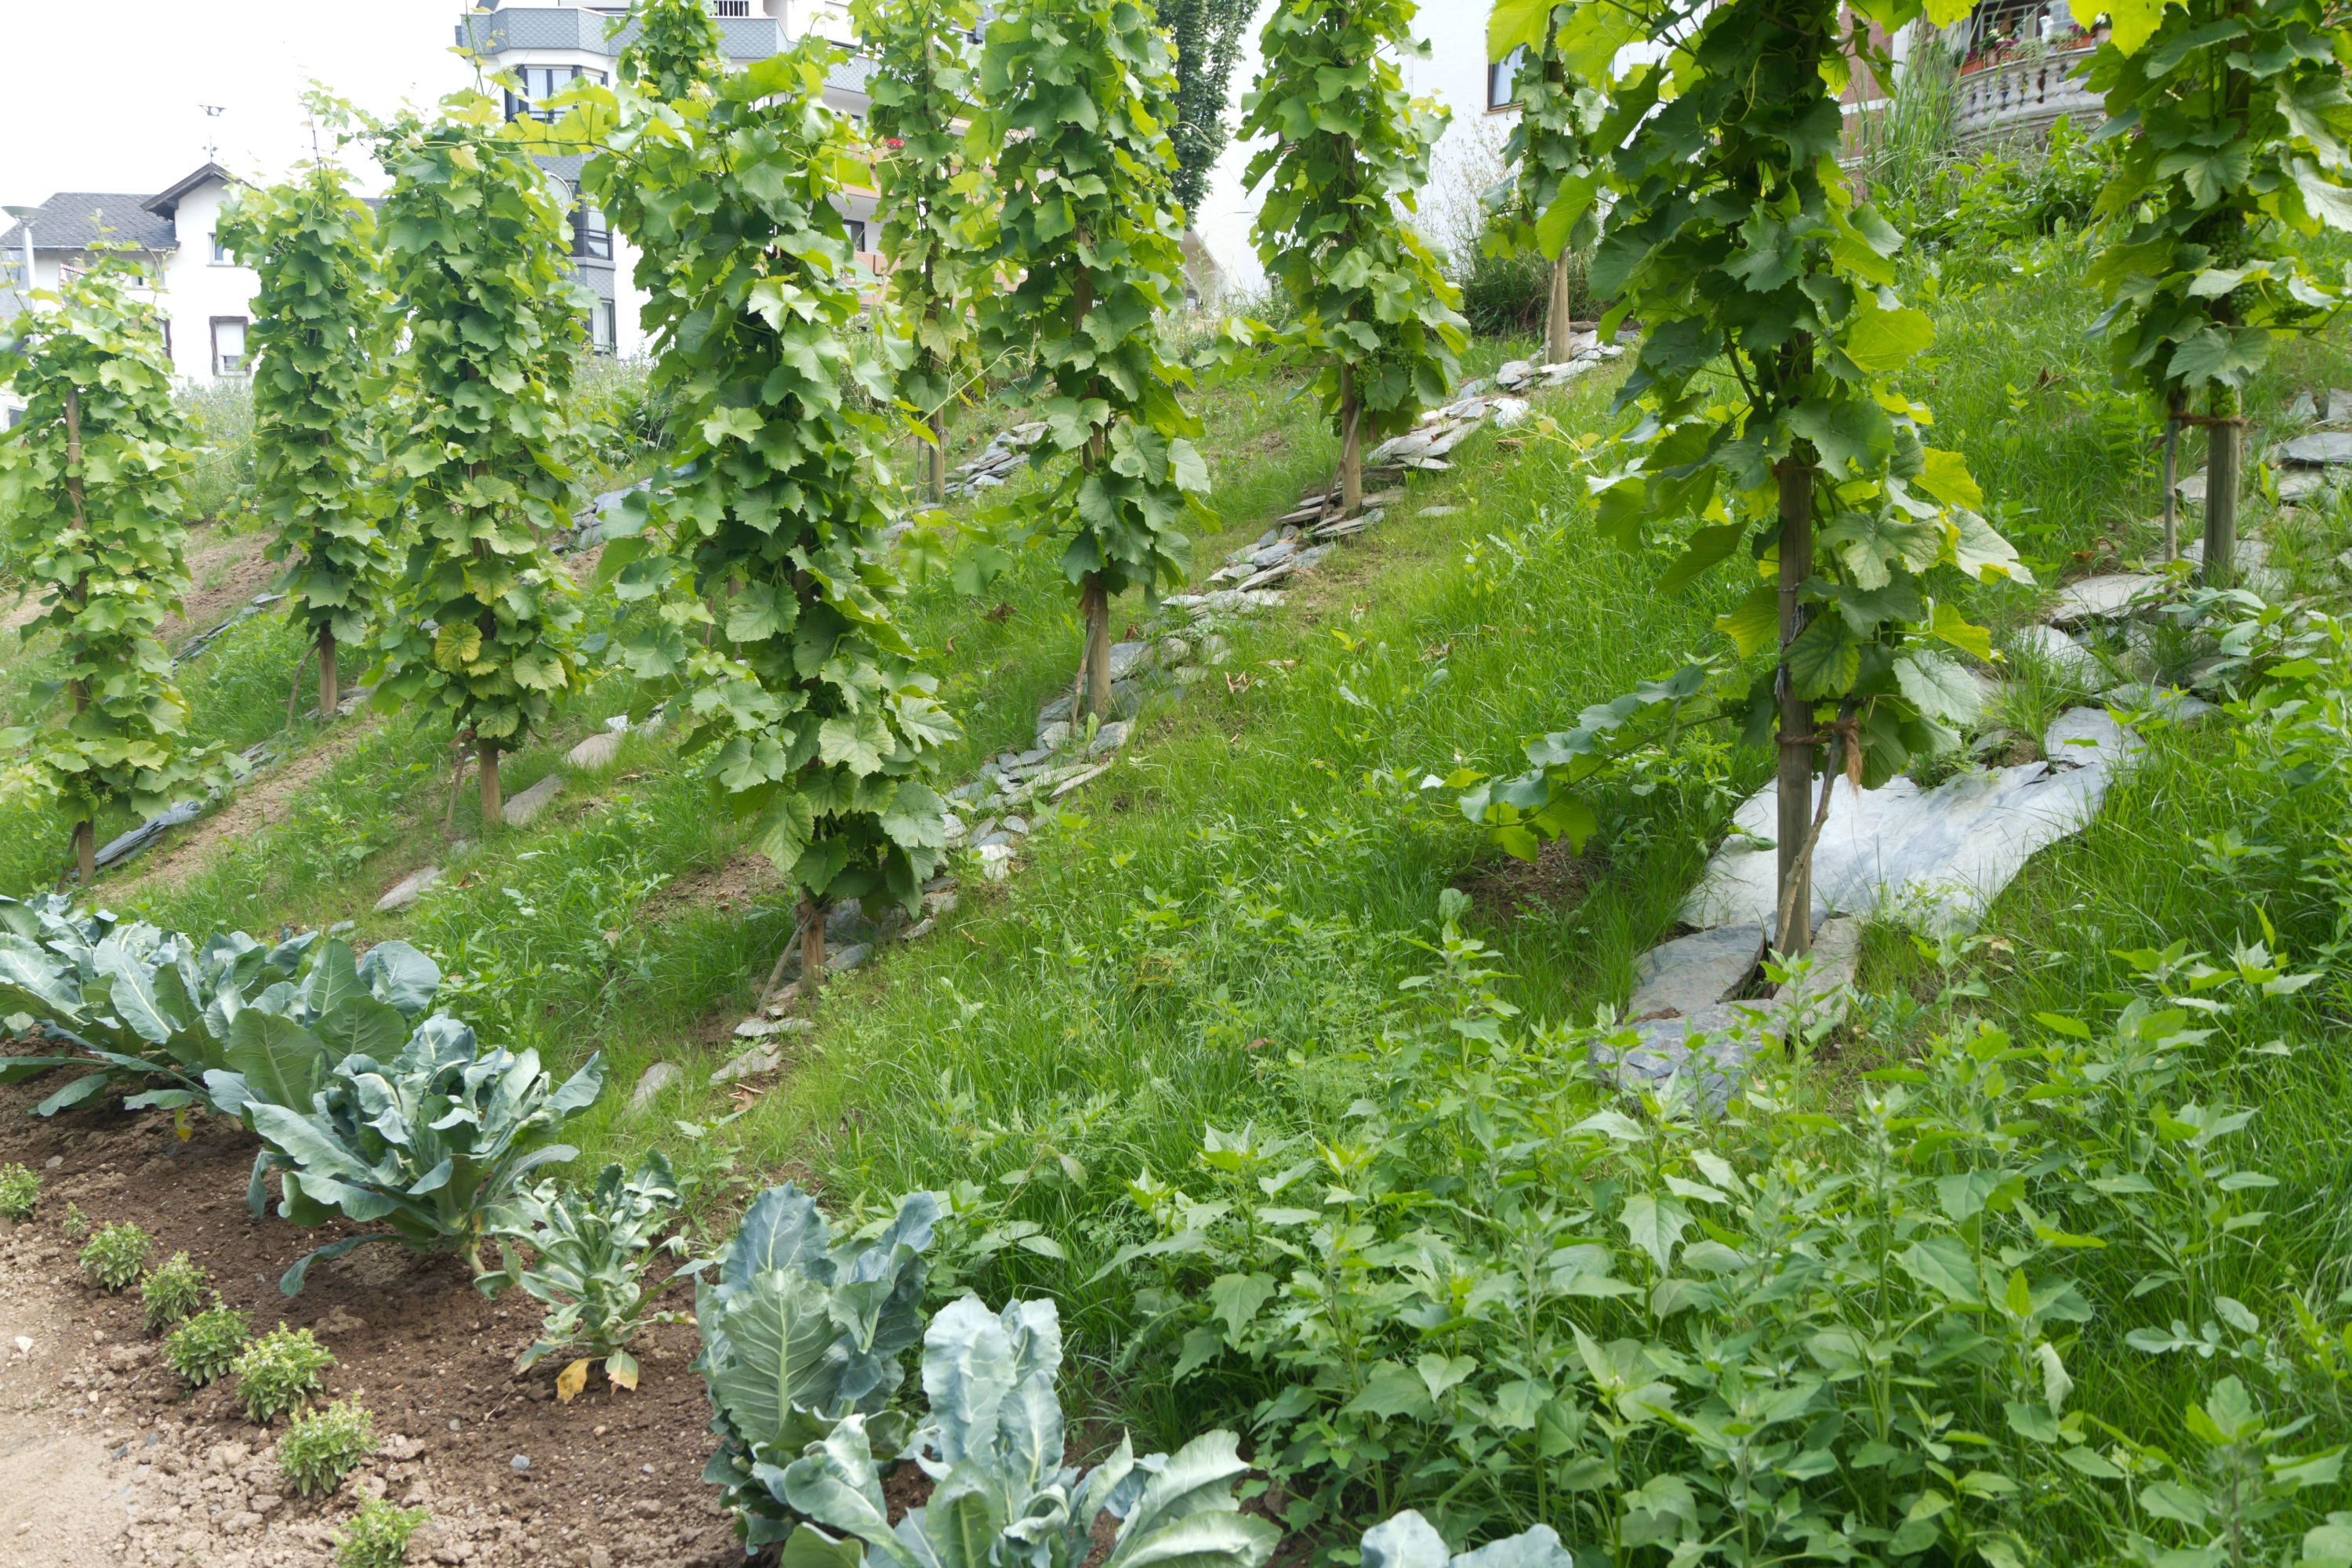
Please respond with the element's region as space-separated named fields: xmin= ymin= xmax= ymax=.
xmin=276 ymin=1397 xmax=377 ymax=1497
xmin=231 ymin=1323 xmax=335 ymax=1425
xmin=140 ymin=1251 xmax=209 ymax=1333
xmin=78 ymin=1221 xmax=151 ymax=1292
xmin=477 ymin=1150 xmax=688 ymax=1396
xmin=163 ymin=1298 xmax=252 ymax=1387
xmin=335 ymin=1497 xmax=429 ymax=1568
xmin=0 ymin=1162 xmax=35 ymax=1221
xmin=61 ymin=1202 xmax=89 ymax=1240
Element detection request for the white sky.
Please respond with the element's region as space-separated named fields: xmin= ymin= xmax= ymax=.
xmin=0 ymin=0 xmax=483 ymax=207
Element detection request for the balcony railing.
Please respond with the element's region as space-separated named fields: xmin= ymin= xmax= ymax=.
xmin=1952 ymin=42 xmax=2103 ymax=147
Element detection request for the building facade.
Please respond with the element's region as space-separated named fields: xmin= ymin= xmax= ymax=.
xmin=0 ymin=164 xmax=264 ymax=388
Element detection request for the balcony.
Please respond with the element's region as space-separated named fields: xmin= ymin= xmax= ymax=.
xmin=456 ymin=6 xmax=783 ymax=60
xmin=1952 ymin=40 xmax=2103 ymax=147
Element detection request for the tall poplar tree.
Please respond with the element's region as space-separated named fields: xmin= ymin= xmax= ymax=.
xmin=216 ymin=158 xmax=393 ymax=718
xmin=372 ymin=93 xmax=590 ymax=824
xmin=0 ymin=253 xmax=232 ymax=884
xmin=576 ymin=42 xmax=959 ymax=987
xmin=853 ymin=0 xmax=989 ymax=505
xmin=615 ymin=0 xmax=726 ymax=100
xmin=1493 ymin=7 xmax=1610 ymax=365
xmin=973 ymin=0 xmax=1210 ymax=721
xmin=1238 ymin=0 xmax=1465 ymax=513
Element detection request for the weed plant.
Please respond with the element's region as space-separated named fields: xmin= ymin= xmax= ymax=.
xmin=163 ymin=1299 xmax=251 ymax=1387
xmin=231 ymin=1324 xmax=334 ymax=1425
xmin=0 ymin=1162 xmax=34 ymax=1221
xmin=78 ymin=1221 xmax=151 ymax=1291
xmin=334 ymin=1498 xmax=428 ymax=1568
xmin=275 ymin=1398 xmax=377 ymax=1496
xmin=139 ymin=1251 xmax=207 ymax=1332
xmin=60 ymin=1202 xmax=88 ymax=1240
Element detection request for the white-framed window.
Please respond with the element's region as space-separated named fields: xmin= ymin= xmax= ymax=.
xmin=1489 ymin=49 xmax=1529 ymax=110
xmin=504 ymin=64 xmax=608 ymax=124
xmin=160 ymin=318 xmax=172 ymax=362
xmin=211 ymin=230 xmax=232 ymax=263
xmin=846 ymin=218 xmax=867 ymax=253
xmin=574 ymin=202 xmax=612 ymax=261
xmin=588 ymin=299 xmax=617 ymax=356
xmin=211 ymin=316 xmax=248 ymax=376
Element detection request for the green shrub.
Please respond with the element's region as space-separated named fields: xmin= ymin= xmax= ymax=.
xmin=276 ymin=1397 xmax=377 ymax=1497
xmin=140 ymin=1251 xmax=208 ymax=1332
xmin=231 ymin=1324 xmax=335 ymax=1425
xmin=163 ymin=1299 xmax=251 ymax=1387
xmin=60 ymin=1201 xmax=89 ymax=1240
xmin=78 ymin=1221 xmax=151 ymax=1291
xmin=334 ymin=1497 xmax=428 ymax=1568
xmin=0 ymin=1162 xmax=34 ymax=1221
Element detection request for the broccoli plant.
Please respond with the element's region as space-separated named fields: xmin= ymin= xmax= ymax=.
xmin=778 ymin=1294 xmax=1280 ymax=1568
xmin=692 ymin=1183 xmax=939 ymax=1548
xmin=245 ymin=1017 xmax=602 ymax=1292
xmin=478 ymin=1151 xmax=688 ymax=1395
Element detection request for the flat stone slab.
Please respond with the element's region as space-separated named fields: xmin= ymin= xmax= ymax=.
xmin=2284 ymin=430 xmax=2352 ymax=466
xmin=1628 ymin=923 xmax=1763 ymax=1019
xmin=710 ymin=1043 xmax=783 ymax=1083
xmin=502 ymin=774 xmax=564 ymax=827
xmin=1599 ymin=1003 xmax=1774 ymax=1112
xmin=1681 ymin=708 xmax=2140 ymax=936
xmin=626 ymin=1062 xmax=681 ymax=1115
xmin=374 ymin=865 xmax=443 ymax=913
xmin=2049 ymin=573 xmax=2164 ymax=626
xmin=2105 ymin=682 xmax=2219 ymax=724
xmin=2010 ymin=624 xmax=2109 ymax=689
xmin=566 ymin=731 xmax=624 ymax=770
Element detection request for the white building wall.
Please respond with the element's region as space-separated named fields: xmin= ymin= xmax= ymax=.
xmin=152 ymin=183 xmax=262 ymax=383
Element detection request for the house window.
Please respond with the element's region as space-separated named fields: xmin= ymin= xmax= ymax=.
xmin=1489 ymin=48 xmax=1528 ymax=110
xmin=161 ymin=319 xmax=172 ymax=362
xmin=573 ymin=202 xmax=612 ymax=261
xmin=846 ymin=219 xmax=867 ymax=253
xmin=212 ymin=230 xmax=232 ymax=263
xmin=503 ymin=64 xmax=608 ymax=125
xmin=211 ymin=316 xmax=248 ymax=376
xmin=588 ymin=299 xmax=617 ymax=356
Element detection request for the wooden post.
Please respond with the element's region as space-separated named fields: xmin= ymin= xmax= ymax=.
xmin=1079 ymin=572 xmax=1112 ymax=720
xmin=64 ymin=386 xmax=93 ymax=887
xmin=1339 ymin=362 xmax=1363 ymax=514
xmin=318 ymin=626 xmax=339 ymax=716
xmin=1775 ymin=458 xmax=1816 ymax=956
xmin=74 ymin=821 xmax=94 ymax=888
xmin=478 ymin=747 xmax=503 ymax=825
xmin=1546 ymin=252 xmax=1576 ymax=366
xmin=798 ymin=897 xmax=826 ymax=1005
xmin=927 ymin=408 xmax=948 ymax=506
xmin=2159 ymin=394 xmax=2181 ymax=562
xmin=2199 ymin=387 xmax=2240 ymax=590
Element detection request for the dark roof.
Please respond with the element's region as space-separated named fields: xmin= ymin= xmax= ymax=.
xmin=0 ymin=194 xmax=179 ymax=255
xmin=142 ymin=162 xmax=238 ymax=220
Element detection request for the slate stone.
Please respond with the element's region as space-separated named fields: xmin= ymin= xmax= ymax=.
xmin=2290 ymin=390 xmax=2318 ymax=422
xmin=1682 ymin=707 xmax=2141 ymax=936
xmin=2285 ymin=430 xmax=2352 ymax=466
xmin=710 ymin=1043 xmax=783 ymax=1083
xmin=1597 ymin=1002 xmax=1774 ymax=1112
xmin=2104 ymin=682 xmax=2218 ymax=724
xmin=373 ymin=866 xmax=444 ymax=914
xmin=2182 ymin=535 xmax=2288 ymax=597
xmin=1247 ymin=539 xmax=1301 ymax=569
xmin=1495 ymin=360 xmax=1534 ymax=386
xmin=1419 ymin=506 xmax=1461 ymax=517
xmin=626 ymin=1062 xmax=681 ymax=1115
xmin=1051 ymin=761 xmax=1114 ymax=800
xmin=1628 ymin=923 xmax=1764 ymax=1019
xmin=502 ymin=774 xmax=564 ymax=827
xmin=1770 ymin=916 xmax=1862 ymax=1025
xmin=2048 ymin=573 xmax=2164 ymax=626
xmin=1491 ymin=397 xmax=1532 ymax=429
xmin=565 ymin=731 xmax=624 ymax=771
xmin=1090 ymin=720 xmax=1131 ymax=755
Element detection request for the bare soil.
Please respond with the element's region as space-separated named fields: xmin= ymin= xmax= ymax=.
xmin=107 ymin=717 xmax=383 ymax=897
xmin=1451 ymin=838 xmax=1594 ymax=927
xmin=159 ymin=532 xmax=281 ymax=649
xmin=0 ymin=1042 xmax=743 ymax=1568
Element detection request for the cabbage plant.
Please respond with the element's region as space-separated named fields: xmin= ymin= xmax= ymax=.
xmin=478 ymin=1150 xmax=689 ymax=1394
xmin=244 ymin=1017 xmax=602 ymax=1294
xmin=777 ymin=1294 xmax=1280 ymax=1568
xmin=1357 ymin=1510 xmax=1573 ymax=1568
xmin=691 ymin=1182 xmax=938 ymax=1548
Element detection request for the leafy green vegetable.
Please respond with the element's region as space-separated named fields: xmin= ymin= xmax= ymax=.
xmin=477 ymin=1150 xmax=688 ymax=1390
xmin=276 ymin=1397 xmax=378 ymax=1496
xmin=691 ymin=1183 xmax=938 ymax=1548
xmin=246 ymin=1018 xmax=601 ymax=1293
xmin=163 ymin=1298 xmax=251 ymax=1387
xmin=78 ymin=1221 xmax=151 ymax=1291
xmin=776 ymin=1294 xmax=1280 ymax=1568
xmin=231 ymin=1323 xmax=335 ymax=1425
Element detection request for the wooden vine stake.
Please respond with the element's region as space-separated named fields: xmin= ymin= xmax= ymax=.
xmin=969 ymin=0 xmax=1207 ymax=723
xmin=369 ymin=92 xmax=590 ymax=832
xmin=0 ymin=251 xmax=232 ymax=886
xmin=569 ymin=31 xmax=959 ymax=1001
xmin=1494 ymin=0 xmax=2026 ymax=956
xmin=1231 ymin=0 xmax=1464 ymax=517
xmin=2083 ymin=0 xmax=2352 ymax=590
xmin=1496 ymin=1 xmax=1610 ymax=368
xmin=216 ymin=134 xmax=394 ymax=729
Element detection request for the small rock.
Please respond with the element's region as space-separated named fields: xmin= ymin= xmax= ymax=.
xmin=977 ymin=843 xmax=1017 ymax=880
xmin=1490 ymin=397 xmax=1532 ymax=429
xmin=826 ymin=942 xmax=869 ymax=973
xmin=374 ymin=866 xmax=443 ymax=914
xmin=1155 ymin=637 xmax=1194 ymax=667
xmin=902 ymin=917 xmax=935 ymax=942
xmin=2048 ymin=572 xmax=2165 ymax=626
xmin=565 ymin=731 xmax=624 ymax=771
xmin=924 ymin=889 xmax=959 ymax=916
xmin=1107 ymin=641 xmax=1149 ymax=681
xmin=710 ymin=1044 xmax=783 ymax=1084
xmin=627 ymin=1063 xmax=682 ymax=1114
xmin=1628 ymin=923 xmax=1766 ymax=1020
xmin=2284 ymin=430 xmax=2352 ymax=466
xmin=1419 ymin=505 xmax=1461 ymax=517
xmin=2009 ymin=624 xmax=2109 ymax=690
xmin=590 ymin=1548 xmax=613 ymax=1568
xmin=1002 ymin=815 xmax=1029 ymax=835
xmin=510 ymin=1454 xmax=530 ymax=1472
xmin=502 ymin=775 xmax=565 ymax=828
xmin=1089 ymin=720 xmax=1131 ymax=756
xmin=1038 ymin=720 xmax=1072 ymax=750
xmin=2289 ymin=390 xmax=2318 ymax=422
xmin=1495 ymin=359 xmax=1533 ymax=387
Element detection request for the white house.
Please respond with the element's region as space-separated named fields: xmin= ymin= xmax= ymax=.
xmin=0 ymin=163 xmax=263 ymax=387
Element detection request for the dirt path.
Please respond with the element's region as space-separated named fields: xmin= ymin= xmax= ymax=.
xmin=107 ymin=714 xmax=383 ymax=898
